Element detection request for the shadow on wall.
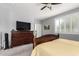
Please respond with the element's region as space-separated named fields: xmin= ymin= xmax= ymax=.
xmin=0 ymin=32 xmax=2 ymax=49
xmin=60 ymin=34 xmax=79 ymax=41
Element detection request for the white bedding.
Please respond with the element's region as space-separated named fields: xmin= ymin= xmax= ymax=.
xmin=0 ymin=44 xmax=33 ymax=56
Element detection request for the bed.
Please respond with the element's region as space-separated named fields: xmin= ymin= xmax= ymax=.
xmin=31 ymin=38 xmax=79 ymax=56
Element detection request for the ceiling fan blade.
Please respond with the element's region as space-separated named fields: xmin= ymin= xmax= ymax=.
xmin=40 ymin=3 xmax=61 ymax=11
xmin=41 ymin=3 xmax=49 ymax=4
xmin=41 ymin=6 xmax=47 ymax=10
xmin=51 ymin=3 xmax=61 ymax=5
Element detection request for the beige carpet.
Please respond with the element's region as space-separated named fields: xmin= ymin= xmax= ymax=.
xmin=0 ymin=44 xmax=33 ymax=56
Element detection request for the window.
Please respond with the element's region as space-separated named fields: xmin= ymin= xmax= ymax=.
xmin=55 ymin=12 xmax=79 ymax=34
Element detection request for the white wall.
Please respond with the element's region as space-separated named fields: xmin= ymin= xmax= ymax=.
xmin=54 ymin=8 xmax=79 ymax=41
xmin=0 ymin=32 xmax=2 ymax=49
xmin=0 ymin=6 xmax=12 ymax=49
xmin=41 ymin=18 xmax=55 ymax=35
xmin=0 ymin=8 xmax=10 ymax=32
xmin=41 ymin=7 xmax=79 ymax=35
xmin=41 ymin=7 xmax=79 ymax=41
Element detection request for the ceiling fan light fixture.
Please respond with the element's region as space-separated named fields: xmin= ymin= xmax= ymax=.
xmin=40 ymin=3 xmax=62 ymax=10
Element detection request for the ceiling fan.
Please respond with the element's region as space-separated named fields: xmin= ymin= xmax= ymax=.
xmin=41 ymin=3 xmax=61 ymax=10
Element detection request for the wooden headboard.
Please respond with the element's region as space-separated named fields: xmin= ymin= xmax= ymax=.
xmin=11 ymin=31 xmax=34 ymax=48
xmin=33 ymin=34 xmax=59 ymax=47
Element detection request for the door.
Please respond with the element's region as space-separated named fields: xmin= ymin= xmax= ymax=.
xmin=35 ymin=24 xmax=42 ymax=37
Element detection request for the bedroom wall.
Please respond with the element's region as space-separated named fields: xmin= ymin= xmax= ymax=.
xmin=0 ymin=7 xmax=10 ymax=32
xmin=0 ymin=32 xmax=2 ymax=49
xmin=0 ymin=3 xmax=41 ymax=33
xmin=0 ymin=5 xmax=12 ymax=49
xmin=54 ymin=7 xmax=79 ymax=41
xmin=41 ymin=18 xmax=55 ymax=35
xmin=60 ymin=34 xmax=79 ymax=41
xmin=41 ymin=7 xmax=79 ymax=41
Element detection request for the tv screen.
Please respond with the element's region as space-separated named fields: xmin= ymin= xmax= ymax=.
xmin=16 ymin=21 xmax=31 ymax=31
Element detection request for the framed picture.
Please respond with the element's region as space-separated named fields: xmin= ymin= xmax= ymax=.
xmin=44 ymin=25 xmax=50 ymax=30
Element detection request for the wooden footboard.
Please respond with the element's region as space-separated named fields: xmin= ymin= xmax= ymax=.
xmin=33 ymin=34 xmax=59 ymax=48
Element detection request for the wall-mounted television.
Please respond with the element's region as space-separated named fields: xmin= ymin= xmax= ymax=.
xmin=16 ymin=21 xmax=31 ymax=31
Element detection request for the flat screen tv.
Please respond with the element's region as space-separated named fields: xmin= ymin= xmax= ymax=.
xmin=16 ymin=21 xmax=31 ymax=31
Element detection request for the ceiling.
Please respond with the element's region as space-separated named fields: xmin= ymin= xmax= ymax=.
xmin=0 ymin=3 xmax=79 ymax=20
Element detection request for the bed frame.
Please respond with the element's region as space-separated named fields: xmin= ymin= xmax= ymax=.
xmin=33 ymin=34 xmax=59 ymax=48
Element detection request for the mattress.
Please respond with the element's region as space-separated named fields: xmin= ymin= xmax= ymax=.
xmin=0 ymin=44 xmax=33 ymax=56
xmin=31 ymin=38 xmax=79 ymax=56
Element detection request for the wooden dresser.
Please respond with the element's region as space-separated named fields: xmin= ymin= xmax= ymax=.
xmin=11 ymin=31 xmax=34 ymax=47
